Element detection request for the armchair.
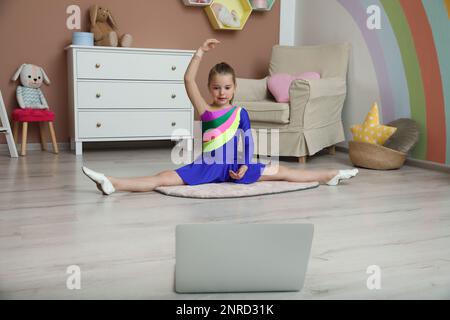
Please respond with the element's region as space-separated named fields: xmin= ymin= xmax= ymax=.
xmin=234 ymin=43 xmax=350 ymax=163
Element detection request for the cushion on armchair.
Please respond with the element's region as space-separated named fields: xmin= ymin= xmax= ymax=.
xmin=235 ymin=77 xmax=268 ymax=102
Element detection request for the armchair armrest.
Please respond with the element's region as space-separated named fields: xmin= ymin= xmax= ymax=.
xmin=289 ymin=77 xmax=347 ymax=154
xmin=289 ymin=77 xmax=346 ymax=128
xmin=235 ymin=77 xmax=269 ymax=102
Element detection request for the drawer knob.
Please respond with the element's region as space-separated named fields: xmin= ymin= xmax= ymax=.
xmin=171 ymin=65 xmax=177 ymax=71
xmin=171 ymin=94 xmax=176 ymax=99
xmin=171 ymin=122 xmax=176 ymax=127
xmin=95 ymin=63 xmax=101 ymax=69
xmin=96 ymin=123 xmax=102 ymax=128
xmin=96 ymin=93 xmax=101 ymax=98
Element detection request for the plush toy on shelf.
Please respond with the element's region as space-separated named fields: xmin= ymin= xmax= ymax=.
xmin=211 ymin=3 xmax=241 ymax=28
xmin=89 ymin=5 xmax=133 ymax=47
xmin=11 ymin=63 xmax=51 ymax=109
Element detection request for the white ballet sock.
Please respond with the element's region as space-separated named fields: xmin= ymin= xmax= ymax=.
xmin=326 ymin=168 xmax=359 ymax=186
xmin=82 ymin=166 xmax=115 ymax=195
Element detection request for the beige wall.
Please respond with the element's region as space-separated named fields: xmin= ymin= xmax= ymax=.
xmin=0 ymin=0 xmax=280 ymax=144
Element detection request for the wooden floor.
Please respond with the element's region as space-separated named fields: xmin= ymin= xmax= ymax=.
xmin=1 ymin=147 xmax=449 ymax=299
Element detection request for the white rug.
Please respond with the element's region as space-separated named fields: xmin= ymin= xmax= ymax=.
xmin=154 ymin=181 xmax=319 ymax=199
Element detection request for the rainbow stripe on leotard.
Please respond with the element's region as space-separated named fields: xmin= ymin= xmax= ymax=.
xmin=202 ymin=106 xmax=242 ymax=153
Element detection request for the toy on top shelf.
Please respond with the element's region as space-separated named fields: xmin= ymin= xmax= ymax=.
xmin=211 ymin=2 xmax=241 ymax=28
xmin=250 ymin=0 xmax=275 ymax=11
xmin=182 ymin=0 xmax=212 ymax=6
xmin=204 ymin=0 xmax=253 ymax=30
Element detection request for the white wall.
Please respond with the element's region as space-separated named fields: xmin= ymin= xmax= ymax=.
xmin=279 ymin=0 xmax=296 ymax=45
xmin=281 ymin=0 xmax=382 ymax=142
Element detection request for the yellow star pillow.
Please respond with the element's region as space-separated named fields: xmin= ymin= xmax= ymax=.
xmin=351 ymin=103 xmax=397 ymax=145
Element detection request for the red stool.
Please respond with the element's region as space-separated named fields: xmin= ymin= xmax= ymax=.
xmin=12 ymin=108 xmax=59 ymax=156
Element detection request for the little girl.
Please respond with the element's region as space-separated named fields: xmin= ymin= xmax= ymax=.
xmin=82 ymin=39 xmax=358 ymax=195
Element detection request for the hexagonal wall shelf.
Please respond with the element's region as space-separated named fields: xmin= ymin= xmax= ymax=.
xmin=250 ymin=0 xmax=276 ymax=11
xmin=182 ymin=0 xmax=213 ymax=6
xmin=204 ymin=0 xmax=253 ymax=31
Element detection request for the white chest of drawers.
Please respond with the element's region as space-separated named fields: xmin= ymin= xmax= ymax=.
xmin=65 ymin=45 xmax=195 ymax=155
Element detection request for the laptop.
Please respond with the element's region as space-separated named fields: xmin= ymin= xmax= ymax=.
xmin=175 ymin=223 xmax=314 ymax=293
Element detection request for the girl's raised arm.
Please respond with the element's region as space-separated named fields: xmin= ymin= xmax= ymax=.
xmin=184 ymin=39 xmax=220 ymax=116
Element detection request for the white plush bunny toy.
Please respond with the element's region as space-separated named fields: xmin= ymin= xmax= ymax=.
xmin=11 ymin=63 xmax=51 ymax=109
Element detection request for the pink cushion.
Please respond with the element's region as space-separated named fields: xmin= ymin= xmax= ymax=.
xmin=268 ymin=72 xmax=321 ymax=103
xmin=12 ymin=108 xmax=55 ymax=122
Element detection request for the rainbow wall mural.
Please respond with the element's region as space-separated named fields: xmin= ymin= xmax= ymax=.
xmin=337 ymin=0 xmax=450 ymax=164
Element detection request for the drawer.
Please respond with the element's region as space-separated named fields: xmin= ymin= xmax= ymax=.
xmin=77 ymin=81 xmax=191 ymax=109
xmin=78 ymin=110 xmax=191 ymax=138
xmin=76 ymin=51 xmax=191 ymax=80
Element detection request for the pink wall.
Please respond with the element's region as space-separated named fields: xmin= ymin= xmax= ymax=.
xmin=0 ymin=0 xmax=280 ymax=144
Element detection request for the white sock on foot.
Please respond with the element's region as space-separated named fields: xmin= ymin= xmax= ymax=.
xmin=82 ymin=166 xmax=115 ymax=195
xmin=326 ymin=168 xmax=359 ymax=186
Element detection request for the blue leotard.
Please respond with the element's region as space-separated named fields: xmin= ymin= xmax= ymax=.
xmin=175 ymin=106 xmax=266 ymax=185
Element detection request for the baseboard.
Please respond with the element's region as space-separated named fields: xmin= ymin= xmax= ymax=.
xmin=403 ymin=157 xmax=450 ymax=173
xmin=0 ymin=140 xmax=175 ymax=153
xmin=0 ymin=142 xmax=69 ymax=152
xmin=336 ymin=144 xmax=450 ymax=173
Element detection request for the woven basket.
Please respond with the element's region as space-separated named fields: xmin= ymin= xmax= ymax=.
xmin=383 ymin=118 xmax=420 ymax=153
xmin=348 ymin=118 xmax=419 ymax=170
xmin=349 ymin=141 xmax=406 ymax=170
